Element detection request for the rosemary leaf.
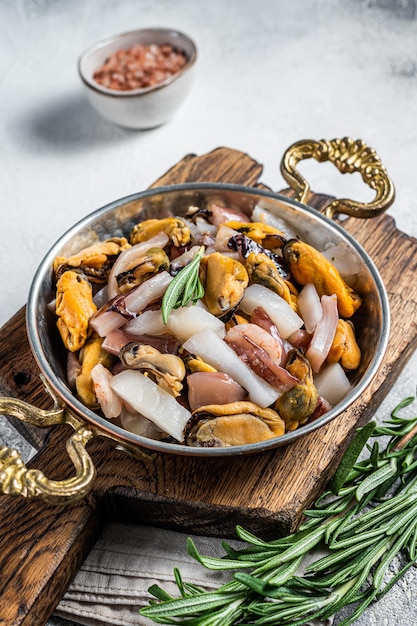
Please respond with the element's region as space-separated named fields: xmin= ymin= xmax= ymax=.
xmin=346 ymin=539 xmax=393 ymax=580
xmin=324 ymin=501 xmax=361 ymax=544
xmin=373 ymin=473 xmax=402 ymax=500
xmin=346 ymin=492 xmax=416 ymax=536
xmin=329 ymin=420 xmax=376 ymax=495
xmin=407 ymin=524 xmax=417 ymax=560
xmin=235 ymin=526 xmax=273 ymax=547
xmin=334 ymin=591 xmax=378 ymax=626
xmin=391 ymin=395 xmax=416 ymax=416
xmin=253 ymin=525 xmax=327 ymax=575
xmin=386 ymin=501 xmax=417 ymax=536
xmin=376 ymin=558 xmax=417 ymax=600
xmin=328 ymin=526 xmax=383 ymax=550
xmin=321 ymin=564 xmax=376 ymax=619
xmin=266 ymin=554 xmax=304 ymax=586
xmin=355 ymin=457 xmax=397 ymax=500
xmin=305 ymin=534 xmax=380 ymax=573
xmin=370 ymin=440 xmax=380 ymax=469
xmin=147 ymin=585 xmax=175 ymax=602
xmin=186 ymin=537 xmax=255 ymax=570
xmin=161 ymin=247 xmax=204 ymax=324
xmin=140 ymin=589 xmax=243 ymax=619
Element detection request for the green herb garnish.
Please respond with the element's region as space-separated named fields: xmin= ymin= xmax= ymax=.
xmin=161 ymin=247 xmax=205 ymax=324
xmin=141 ymin=395 xmax=417 ymax=625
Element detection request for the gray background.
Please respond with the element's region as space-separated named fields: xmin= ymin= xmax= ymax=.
xmin=1 ymin=1 xmax=417 ymax=624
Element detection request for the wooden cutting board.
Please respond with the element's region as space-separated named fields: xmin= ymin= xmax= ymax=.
xmin=1 ymin=147 xmax=417 ymax=626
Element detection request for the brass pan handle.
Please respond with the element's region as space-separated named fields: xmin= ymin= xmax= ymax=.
xmin=0 ymin=389 xmax=95 ymax=505
xmin=280 ymin=137 xmax=395 ymax=219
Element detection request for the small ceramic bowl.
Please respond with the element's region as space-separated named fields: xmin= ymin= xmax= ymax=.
xmin=78 ymin=28 xmax=197 ymax=129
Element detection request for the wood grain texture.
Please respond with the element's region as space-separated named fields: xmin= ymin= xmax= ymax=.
xmin=149 ymin=146 xmax=264 ymax=188
xmin=0 ymin=147 xmax=417 ymax=624
xmin=0 ymin=308 xmax=53 ymax=450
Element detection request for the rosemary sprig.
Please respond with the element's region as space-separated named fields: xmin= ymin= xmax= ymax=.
xmin=140 ymin=395 xmax=417 ymax=625
xmin=161 ymin=246 xmax=205 ymax=324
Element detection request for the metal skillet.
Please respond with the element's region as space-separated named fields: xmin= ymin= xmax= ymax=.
xmin=0 ymin=137 xmax=395 ymax=505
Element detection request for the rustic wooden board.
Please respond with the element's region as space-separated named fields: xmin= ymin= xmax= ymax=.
xmin=1 ymin=147 xmax=417 ymax=625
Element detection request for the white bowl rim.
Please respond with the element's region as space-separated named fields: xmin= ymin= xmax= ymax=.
xmin=78 ymin=27 xmax=198 ymax=98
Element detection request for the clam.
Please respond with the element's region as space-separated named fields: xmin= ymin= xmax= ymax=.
xmin=185 ymin=401 xmax=285 ymax=447
xmin=200 ymin=252 xmax=249 ymax=318
xmin=120 ymin=342 xmax=186 ymax=397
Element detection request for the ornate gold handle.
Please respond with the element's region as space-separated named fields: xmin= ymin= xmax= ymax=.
xmin=280 ymin=137 xmax=395 ymax=219
xmin=0 ymin=387 xmax=96 ymax=505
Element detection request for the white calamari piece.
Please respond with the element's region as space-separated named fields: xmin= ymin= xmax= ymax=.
xmin=240 ymin=284 xmax=303 ymax=339
xmin=182 ymin=329 xmax=280 ymax=408
xmin=314 ymin=362 xmax=351 ymax=407
xmin=110 ymin=369 xmax=191 ymax=442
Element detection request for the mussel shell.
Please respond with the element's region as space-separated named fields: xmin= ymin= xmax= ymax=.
xmin=185 ymin=402 xmax=285 ymax=447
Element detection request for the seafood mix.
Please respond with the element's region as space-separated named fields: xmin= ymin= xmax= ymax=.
xmin=52 ymin=200 xmax=362 ymax=447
